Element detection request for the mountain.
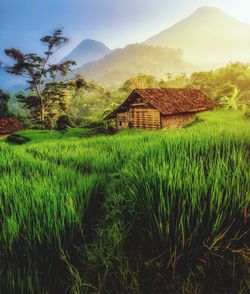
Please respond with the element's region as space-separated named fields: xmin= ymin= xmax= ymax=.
xmin=71 ymin=44 xmax=197 ymax=88
xmin=1 ymin=39 xmax=111 ymax=92
xmin=144 ymin=6 xmax=250 ymax=68
xmin=61 ymin=39 xmax=111 ymax=67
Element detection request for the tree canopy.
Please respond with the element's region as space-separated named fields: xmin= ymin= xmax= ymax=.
xmin=5 ymin=62 xmax=250 ymax=127
xmin=4 ymin=29 xmax=76 ymax=128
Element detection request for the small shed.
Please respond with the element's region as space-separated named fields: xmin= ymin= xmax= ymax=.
xmin=0 ymin=117 xmax=23 ymax=134
xmin=106 ymin=88 xmax=217 ymax=130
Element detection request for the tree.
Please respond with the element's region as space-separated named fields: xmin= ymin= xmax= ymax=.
xmin=0 ymin=89 xmax=10 ymax=118
xmin=67 ymin=75 xmax=107 ymax=120
xmin=189 ymin=63 xmax=250 ymax=103
xmin=4 ymin=29 xmax=76 ymax=128
xmin=120 ymin=74 xmax=159 ymax=93
xmin=160 ymin=73 xmax=189 ymax=88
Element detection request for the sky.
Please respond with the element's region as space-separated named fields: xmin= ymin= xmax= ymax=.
xmin=0 ymin=0 xmax=250 ymax=88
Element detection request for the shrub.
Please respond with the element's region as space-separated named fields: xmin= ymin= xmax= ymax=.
xmin=7 ymin=134 xmax=31 ymax=144
xmin=55 ymin=115 xmax=75 ymax=131
xmin=16 ymin=115 xmax=36 ymax=129
xmin=82 ymin=118 xmax=116 ymax=135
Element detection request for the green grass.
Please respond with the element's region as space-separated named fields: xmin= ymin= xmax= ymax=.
xmin=0 ymin=110 xmax=249 ymax=293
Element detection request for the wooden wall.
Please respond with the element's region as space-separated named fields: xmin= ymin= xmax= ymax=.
xmin=161 ymin=113 xmax=196 ymax=128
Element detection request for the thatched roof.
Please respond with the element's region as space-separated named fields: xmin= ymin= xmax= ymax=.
xmin=0 ymin=117 xmax=23 ymax=134
xmin=106 ymin=88 xmax=217 ymax=118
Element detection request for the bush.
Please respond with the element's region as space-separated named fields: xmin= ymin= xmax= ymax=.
xmin=82 ymin=118 xmax=107 ymax=129
xmin=82 ymin=118 xmax=117 ymax=135
xmin=55 ymin=115 xmax=75 ymax=131
xmin=7 ymin=134 xmax=31 ymax=145
xmin=16 ymin=115 xmax=37 ymax=129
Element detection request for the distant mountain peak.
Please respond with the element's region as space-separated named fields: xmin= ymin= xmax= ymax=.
xmin=144 ymin=6 xmax=250 ymax=68
xmin=78 ymin=39 xmax=107 ymax=46
xmin=191 ymin=6 xmax=236 ymax=20
xmin=194 ymin=6 xmax=223 ymax=13
xmin=61 ymin=39 xmax=111 ymax=67
xmin=81 ymin=38 xmax=97 ymax=42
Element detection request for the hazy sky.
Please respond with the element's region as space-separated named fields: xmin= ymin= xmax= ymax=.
xmin=0 ymin=0 xmax=250 ymax=61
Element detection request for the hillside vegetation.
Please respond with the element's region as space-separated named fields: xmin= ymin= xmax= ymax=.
xmin=71 ymin=44 xmax=196 ymax=88
xmin=0 ymin=110 xmax=249 ymax=293
xmin=10 ymin=62 xmax=249 ymax=129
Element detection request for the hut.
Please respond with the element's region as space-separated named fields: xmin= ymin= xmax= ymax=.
xmin=106 ymin=88 xmax=217 ymax=130
xmin=0 ymin=117 xmax=23 ymax=135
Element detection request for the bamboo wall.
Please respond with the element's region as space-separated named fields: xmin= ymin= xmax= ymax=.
xmin=129 ymin=108 xmax=161 ymax=130
xmin=116 ymin=106 xmax=161 ymax=130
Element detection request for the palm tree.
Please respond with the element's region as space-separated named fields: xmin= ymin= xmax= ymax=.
xmin=220 ymin=86 xmax=246 ymax=110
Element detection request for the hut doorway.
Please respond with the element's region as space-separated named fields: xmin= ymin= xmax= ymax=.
xmin=116 ymin=112 xmax=129 ymax=130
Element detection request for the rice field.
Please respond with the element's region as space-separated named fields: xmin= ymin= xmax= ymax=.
xmin=0 ymin=110 xmax=249 ymax=293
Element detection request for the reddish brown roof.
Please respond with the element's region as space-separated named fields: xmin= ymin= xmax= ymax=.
xmin=0 ymin=117 xmax=23 ymax=134
xmin=106 ymin=88 xmax=217 ymax=118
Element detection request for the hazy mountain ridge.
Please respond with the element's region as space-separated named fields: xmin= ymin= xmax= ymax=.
xmin=144 ymin=6 xmax=250 ymax=68
xmin=2 ymin=6 xmax=250 ymax=91
xmin=61 ymin=39 xmax=111 ymax=67
xmin=1 ymin=39 xmax=111 ymax=92
xmin=71 ymin=44 xmax=197 ymax=87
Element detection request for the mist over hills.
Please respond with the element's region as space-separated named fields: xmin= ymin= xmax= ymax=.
xmin=71 ymin=44 xmax=197 ymax=88
xmin=67 ymin=6 xmax=250 ymax=87
xmin=60 ymin=39 xmax=111 ymax=67
xmin=144 ymin=6 xmax=250 ymax=68
xmin=2 ymin=6 xmax=250 ymax=91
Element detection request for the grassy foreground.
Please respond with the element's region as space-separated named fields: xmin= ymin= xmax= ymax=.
xmin=0 ymin=110 xmax=249 ymax=293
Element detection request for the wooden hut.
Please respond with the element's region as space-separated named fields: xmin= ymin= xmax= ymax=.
xmin=0 ymin=117 xmax=23 ymax=134
xmin=106 ymin=88 xmax=217 ymax=130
